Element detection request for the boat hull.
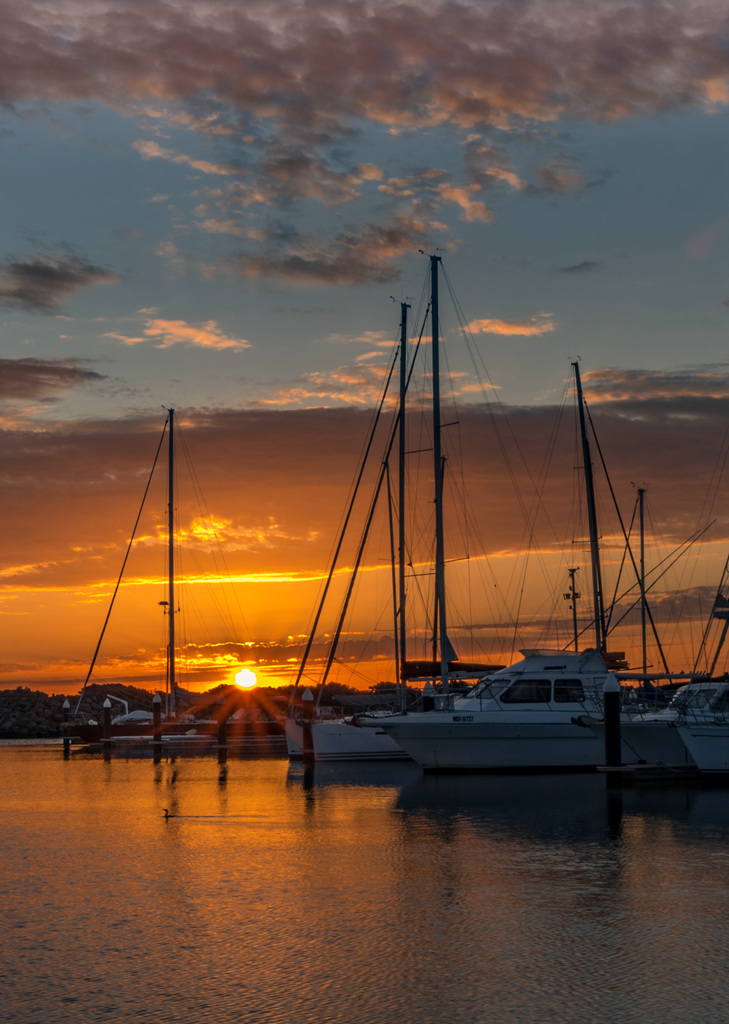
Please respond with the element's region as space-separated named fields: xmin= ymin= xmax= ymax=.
xmin=285 ymin=718 xmax=304 ymax=758
xmin=285 ymin=717 xmax=410 ymax=761
xmin=677 ymin=722 xmax=729 ymax=772
xmin=311 ymin=719 xmax=410 ymax=762
xmin=377 ymin=714 xmax=690 ymax=771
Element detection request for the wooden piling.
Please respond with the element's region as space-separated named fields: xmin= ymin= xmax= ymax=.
xmin=152 ymin=693 xmax=162 ymax=762
xmin=217 ymin=699 xmax=228 ymax=763
xmin=301 ymin=687 xmax=315 ymax=763
xmin=62 ymin=699 xmax=71 ymax=759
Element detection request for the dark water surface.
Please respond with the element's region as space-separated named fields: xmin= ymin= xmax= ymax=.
xmin=2 ymin=745 xmax=729 ymax=1023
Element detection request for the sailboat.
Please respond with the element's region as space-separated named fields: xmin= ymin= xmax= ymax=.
xmin=286 ymin=300 xmax=413 ymax=761
xmin=72 ymin=410 xmax=278 ymax=745
xmin=287 ymin=255 xmax=498 ymax=761
xmin=72 ymin=409 xmax=180 ymax=742
xmin=369 ymin=361 xmax=693 ymax=770
xmin=670 ymin=570 xmax=729 ymax=773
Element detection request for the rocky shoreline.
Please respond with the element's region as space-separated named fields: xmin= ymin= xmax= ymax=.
xmin=0 ymin=683 xmax=165 ymax=739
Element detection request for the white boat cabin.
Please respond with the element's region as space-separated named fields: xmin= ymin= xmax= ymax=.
xmin=458 ymin=649 xmax=607 ymax=714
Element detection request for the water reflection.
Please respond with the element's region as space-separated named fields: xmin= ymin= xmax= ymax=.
xmin=3 ymin=747 xmax=729 ymax=1024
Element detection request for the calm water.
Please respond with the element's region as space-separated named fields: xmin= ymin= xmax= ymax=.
xmin=2 ymin=745 xmax=729 ymax=1024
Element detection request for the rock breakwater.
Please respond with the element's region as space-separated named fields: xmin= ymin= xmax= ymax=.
xmin=0 ymin=683 xmax=162 ymax=739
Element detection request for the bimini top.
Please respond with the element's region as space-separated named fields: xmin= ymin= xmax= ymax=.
xmin=506 ymin=648 xmax=608 ymax=676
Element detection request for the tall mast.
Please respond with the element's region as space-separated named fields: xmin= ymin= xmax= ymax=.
xmin=564 ymin=567 xmax=580 ymax=651
xmin=430 ymin=254 xmax=449 ymax=693
xmin=573 ymin=363 xmax=606 ymax=652
xmin=398 ymin=301 xmax=409 ymax=711
xmin=167 ymin=407 xmax=177 ymax=716
xmin=638 ymin=486 xmax=647 ymax=674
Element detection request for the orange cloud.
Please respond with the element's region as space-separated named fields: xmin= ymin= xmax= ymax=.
xmin=259 ymin=363 xmax=393 ymax=407
xmin=437 ymin=184 xmax=493 ymax=223
xmin=195 ymin=218 xmax=245 ymax=236
xmin=467 ymin=315 xmax=556 ymax=336
xmin=131 ymin=139 xmax=235 ymax=176
xmin=107 ymin=317 xmax=250 ymax=350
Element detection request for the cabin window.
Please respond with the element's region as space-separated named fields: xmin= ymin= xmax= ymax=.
xmin=499 ymin=679 xmax=551 ymax=703
xmin=711 ymin=691 xmax=729 ymax=713
xmin=471 ymin=678 xmax=511 ymax=699
xmin=553 ymin=679 xmax=585 ymax=703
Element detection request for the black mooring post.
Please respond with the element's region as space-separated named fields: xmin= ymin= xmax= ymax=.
xmin=301 ymin=687 xmax=315 ymax=763
xmin=217 ymin=699 xmax=229 ymax=764
xmin=152 ymin=694 xmax=162 ymax=741
xmin=603 ymin=674 xmax=622 ymax=769
xmin=152 ymin=693 xmax=162 ymax=763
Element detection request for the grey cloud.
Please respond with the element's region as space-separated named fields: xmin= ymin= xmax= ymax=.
xmin=559 ymin=261 xmax=603 ymax=274
xmin=0 ymin=254 xmax=119 ymax=312
xmin=234 ymin=218 xmax=428 ymax=285
xmin=581 ymin=366 xmax=729 ymax=402
xmin=0 ymin=358 xmax=105 ymax=400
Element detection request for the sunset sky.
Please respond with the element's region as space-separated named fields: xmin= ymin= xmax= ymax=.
xmin=2 ymin=0 xmax=729 ymax=696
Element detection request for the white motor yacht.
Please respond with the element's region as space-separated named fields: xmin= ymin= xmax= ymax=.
xmin=369 ymin=648 xmax=691 ymax=771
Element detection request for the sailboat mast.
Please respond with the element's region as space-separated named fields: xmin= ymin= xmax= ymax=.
xmin=430 ymin=255 xmax=449 ymax=692
xmin=167 ymin=407 xmax=177 ymax=716
xmin=398 ymin=301 xmax=409 ymax=712
xmin=639 ymin=486 xmax=647 ymax=674
xmin=573 ymin=363 xmax=606 ymax=652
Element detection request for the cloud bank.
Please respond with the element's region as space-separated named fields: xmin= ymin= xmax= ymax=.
xmin=3 ymin=1 xmax=727 ymax=128
xmin=2 ymin=0 xmax=727 ymax=284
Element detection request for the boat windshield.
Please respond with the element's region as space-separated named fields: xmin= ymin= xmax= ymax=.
xmin=668 ymin=685 xmax=720 ymax=712
xmin=468 ymin=677 xmax=512 ymax=700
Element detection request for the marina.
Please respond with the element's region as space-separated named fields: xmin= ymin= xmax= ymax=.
xmin=4 ymin=6 xmax=729 ymax=1024
xmin=3 ymin=742 xmax=729 ymax=1024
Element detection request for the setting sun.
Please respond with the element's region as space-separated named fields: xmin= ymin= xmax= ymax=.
xmin=234 ymin=668 xmax=258 ymax=690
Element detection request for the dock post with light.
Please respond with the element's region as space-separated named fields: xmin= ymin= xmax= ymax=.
xmin=102 ymin=698 xmax=112 ymax=760
xmin=62 ymin=699 xmax=71 ymax=759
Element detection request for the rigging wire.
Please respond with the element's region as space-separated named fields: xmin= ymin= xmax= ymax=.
xmin=74 ymin=417 xmax=168 ymax=716
xmin=291 ymin=328 xmax=402 ymax=700
xmin=440 ymin=265 xmax=577 ymax=653
xmin=583 ymin=397 xmax=671 ymax=672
